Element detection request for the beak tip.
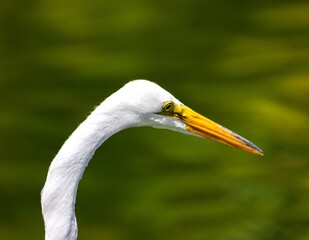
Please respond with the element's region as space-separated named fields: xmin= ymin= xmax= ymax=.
xmin=256 ymin=148 xmax=264 ymax=156
xmin=245 ymin=142 xmax=264 ymax=156
xmin=244 ymin=143 xmax=264 ymax=156
xmin=233 ymin=132 xmax=264 ymax=156
xmin=254 ymin=149 xmax=264 ymax=156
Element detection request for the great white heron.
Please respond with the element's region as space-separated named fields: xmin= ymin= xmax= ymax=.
xmin=41 ymin=80 xmax=263 ymax=239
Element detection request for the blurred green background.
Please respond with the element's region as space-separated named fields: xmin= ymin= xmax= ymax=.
xmin=1 ymin=0 xmax=308 ymax=239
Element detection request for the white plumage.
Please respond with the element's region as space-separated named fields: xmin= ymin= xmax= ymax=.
xmin=41 ymin=80 xmax=262 ymax=240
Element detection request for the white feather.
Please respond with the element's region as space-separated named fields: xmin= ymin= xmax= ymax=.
xmin=41 ymin=80 xmax=187 ymax=240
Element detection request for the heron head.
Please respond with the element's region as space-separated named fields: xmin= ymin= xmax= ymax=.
xmin=114 ymin=80 xmax=263 ymax=155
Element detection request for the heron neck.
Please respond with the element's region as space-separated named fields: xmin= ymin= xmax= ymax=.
xmin=41 ymin=102 xmax=130 ymax=240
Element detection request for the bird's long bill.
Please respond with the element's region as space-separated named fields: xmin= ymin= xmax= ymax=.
xmin=175 ymin=105 xmax=263 ymax=155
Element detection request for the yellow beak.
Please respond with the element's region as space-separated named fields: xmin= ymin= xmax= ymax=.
xmin=173 ymin=105 xmax=263 ymax=155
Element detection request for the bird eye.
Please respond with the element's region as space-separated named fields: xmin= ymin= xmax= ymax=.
xmin=162 ymin=101 xmax=174 ymax=113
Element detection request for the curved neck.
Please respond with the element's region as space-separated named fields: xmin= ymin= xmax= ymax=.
xmin=41 ymin=100 xmax=132 ymax=240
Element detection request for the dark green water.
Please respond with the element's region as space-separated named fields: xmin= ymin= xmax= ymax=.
xmin=0 ymin=0 xmax=308 ymax=239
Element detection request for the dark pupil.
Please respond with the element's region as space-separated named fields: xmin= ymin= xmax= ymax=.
xmin=165 ymin=104 xmax=171 ymax=111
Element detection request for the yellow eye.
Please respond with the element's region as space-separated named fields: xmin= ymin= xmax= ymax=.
xmin=162 ymin=101 xmax=174 ymax=113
